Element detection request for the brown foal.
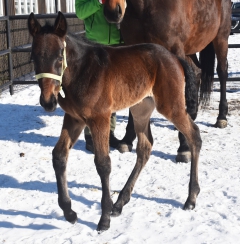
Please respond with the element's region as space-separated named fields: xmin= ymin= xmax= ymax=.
xmin=28 ymin=12 xmax=202 ymax=232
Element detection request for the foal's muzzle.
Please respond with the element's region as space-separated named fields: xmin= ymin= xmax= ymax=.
xmin=40 ymin=93 xmax=58 ymax=112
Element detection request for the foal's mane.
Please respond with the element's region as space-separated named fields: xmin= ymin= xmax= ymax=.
xmin=67 ymin=33 xmax=110 ymax=68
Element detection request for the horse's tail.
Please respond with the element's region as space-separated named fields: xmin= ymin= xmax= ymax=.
xmin=199 ymin=42 xmax=215 ymax=104
xmin=178 ymin=58 xmax=198 ymax=120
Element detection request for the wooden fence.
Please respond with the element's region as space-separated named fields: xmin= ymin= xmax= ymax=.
xmin=1 ymin=1 xmax=240 ymax=94
xmin=0 ymin=0 xmax=75 ymax=15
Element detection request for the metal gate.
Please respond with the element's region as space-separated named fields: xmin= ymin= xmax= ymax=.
xmin=0 ymin=0 xmax=84 ymax=94
xmin=1 ymin=1 xmax=240 ymax=95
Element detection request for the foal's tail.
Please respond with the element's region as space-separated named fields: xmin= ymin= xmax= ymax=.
xmin=178 ymin=58 xmax=198 ymax=120
xmin=199 ymin=42 xmax=215 ymax=105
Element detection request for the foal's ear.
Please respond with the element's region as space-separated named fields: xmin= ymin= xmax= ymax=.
xmin=28 ymin=12 xmax=41 ymax=37
xmin=53 ymin=11 xmax=67 ymax=38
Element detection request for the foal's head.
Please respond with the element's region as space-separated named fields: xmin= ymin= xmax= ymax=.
xmin=28 ymin=12 xmax=67 ymax=112
xmin=104 ymin=0 xmax=127 ymax=23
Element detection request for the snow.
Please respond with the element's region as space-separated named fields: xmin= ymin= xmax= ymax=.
xmin=0 ymin=35 xmax=240 ymax=244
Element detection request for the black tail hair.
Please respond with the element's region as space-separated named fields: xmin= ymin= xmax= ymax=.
xmin=199 ymin=42 xmax=215 ymax=105
xmin=178 ymin=58 xmax=198 ymax=120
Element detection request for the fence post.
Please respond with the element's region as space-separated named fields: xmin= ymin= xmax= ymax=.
xmin=38 ymin=0 xmax=47 ymax=14
xmin=7 ymin=0 xmax=15 ymax=15
xmin=4 ymin=0 xmax=14 ymax=94
xmin=1 ymin=0 xmax=4 ymax=16
xmin=61 ymin=0 xmax=67 ymax=13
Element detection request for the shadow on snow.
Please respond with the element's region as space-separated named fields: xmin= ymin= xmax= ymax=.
xmin=0 ymin=174 xmax=182 ymax=230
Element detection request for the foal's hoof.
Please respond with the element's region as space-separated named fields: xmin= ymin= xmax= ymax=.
xmin=175 ymin=151 xmax=191 ymax=163
xmin=183 ymin=199 xmax=196 ymax=210
xmin=117 ymin=143 xmax=133 ymax=153
xmin=64 ymin=210 xmax=78 ymax=224
xmin=97 ymin=218 xmax=110 ymax=233
xmin=97 ymin=224 xmax=110 ymax=233
xmin=214 ymin=119 xmax=227 ymax=128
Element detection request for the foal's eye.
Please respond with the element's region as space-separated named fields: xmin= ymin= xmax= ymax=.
xmin=58 ymin=57 xmax=63 ymax=62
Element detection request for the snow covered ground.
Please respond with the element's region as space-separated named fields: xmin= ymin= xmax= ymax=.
xmin=0 ymin=35 xmax=240 ymax=244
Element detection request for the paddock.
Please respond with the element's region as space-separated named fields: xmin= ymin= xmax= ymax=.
xmin=0 ymin=1 xmax=240 ymax=242
xmin=0 ymin=77 xmax=239 ymax=242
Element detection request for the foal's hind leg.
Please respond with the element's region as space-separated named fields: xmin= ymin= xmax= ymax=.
xmin=178 ymin=117 xmax=202 ymax=210
xmin=161 ymin=108 xmax=202 ymax=209
xmin=112 ymin=97 xmax=155 ymax=216
xmin=52 ymin=113 xmax=85 ymax=224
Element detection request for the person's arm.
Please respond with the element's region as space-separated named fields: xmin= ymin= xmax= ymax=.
xmin=75 ymin=0 xmax=101 ymax=20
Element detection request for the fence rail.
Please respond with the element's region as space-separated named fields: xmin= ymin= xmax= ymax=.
xmin=1 ymin=25 xmax=240 ymax=94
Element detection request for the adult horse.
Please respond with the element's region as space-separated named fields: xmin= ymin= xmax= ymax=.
xmin=103 ymin=0 xmax=231 ymax=162
xmin=28 ymin=12 xmax=201 ymax=232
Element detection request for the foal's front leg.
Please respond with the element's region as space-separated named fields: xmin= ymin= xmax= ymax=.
xmin=52 ymin=113 xmax=84 ymax=224
xmin=89 ymin=115 xmax=113 ymax=232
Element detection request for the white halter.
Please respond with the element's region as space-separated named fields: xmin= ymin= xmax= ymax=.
xmin=35 ymin=41 xmax=67 ymax=88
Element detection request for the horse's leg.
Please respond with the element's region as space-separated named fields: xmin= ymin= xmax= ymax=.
xmin=176 ymin=55 xmax=200 ymax=163
xmin=213 ymin=38 xmax=229 ymax=128
xmin=52 ymin=113 xmax=85 ymax=223
xmin=89 ymin=113 xmax=113 ymax=232
xmin=118 ymin=109 xmax=136 ymax=152
xmin=188 ymin=54 xmax=201 ymax=92
xmin=111 ymin=97 xmax=155 ymax=216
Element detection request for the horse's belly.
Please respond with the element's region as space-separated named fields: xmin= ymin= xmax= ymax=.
xmin=184 ymin=30 xmax=219 ymax=54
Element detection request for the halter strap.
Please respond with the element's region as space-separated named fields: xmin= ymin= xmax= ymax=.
xmin=35 ymin=41 xmax=67 ymax=88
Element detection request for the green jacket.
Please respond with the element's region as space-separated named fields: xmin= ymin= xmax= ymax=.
xmin=75 ymin=0 xmax=123 ymax=45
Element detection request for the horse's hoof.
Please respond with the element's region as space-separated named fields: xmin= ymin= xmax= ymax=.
xmin=117 ymin=143 xmax=133 ymax=153
xmin=214 ymin=119 xmax=227 ymax=128
xmin=175 ymin=151 xmax=191 ymax=163
xmin=64 ymin=210 xmax=78 ymax=224
xmin=111 ymin=206 xmax=122 ymax=217
xmin=183 ymin=200 xmax=195 ymax=210
xmin=111 ymin=210 xmax=121 ymax=217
